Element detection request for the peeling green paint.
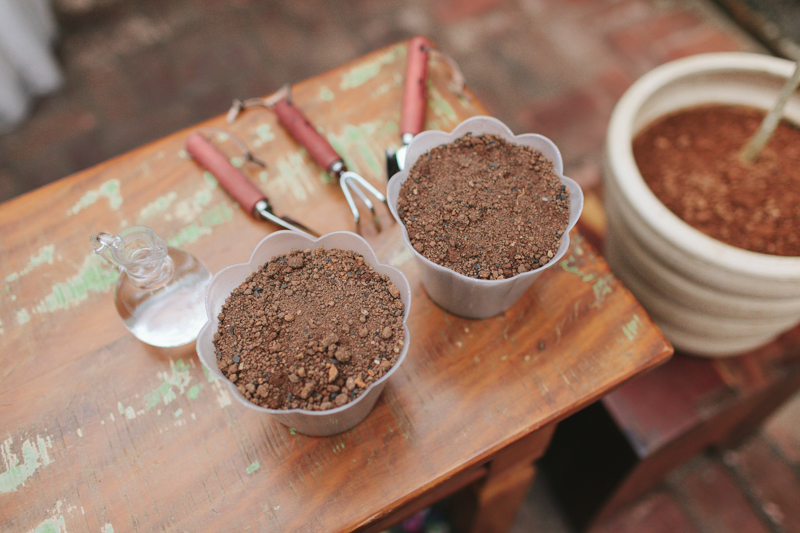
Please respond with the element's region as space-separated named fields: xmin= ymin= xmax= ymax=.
xmin=388 ymin=246 xmax=414 ymax=268
xmin=427 ymin=84 xmax=457 ymax=125
xmin=144 ymin=359 xmax=193 ymax=410
xmin=0 ymin=435 xmax=54 ymax=493
xmin=255 ymin=124 xmax=276 ymax=143
xmin=326 ymin=121 xmax=385 ymax=179
xmin=200 ymin=202 xmax=233 ymax=226
xmin=592 ymin=276 xmax=613 ymax=305
xmin=213 ymin=379 xmax=232 ymax=409
xmin=16 ymin=308 xmax=31 ymax=325
xmin=34 ymin=255 xmax=118 ymax=314
xmin=118 ymin=402 xmax=136 ymax=420
xmin=202 ymin=366 xmax=218 ymax=383
xmin=139 ymin=192 xmax=178 ymax=219
xmin=210 ymin=131 xmax=230 ymax=143
xmin=246 ymin=461 xmax=260 ymax=474
xmin=5 ymin=245 xmax=57 ymax=282
xmin=28 ymin=516 xmax=67 ymax=533
xmin=273 ymin=152 xmax=319 ymax=202
xmin=559 ymin=255 xmax=594 ymax=282
xmin=623 ymin=314 xmax=642 ymax=341
xmin=340 ymin=45 xmax=403 ymax=90
xmin=68 ymin=179 xmax=122 ymax=215
xmin=174 ymin=408 xmax=183 ymax=418
xmin=373 ymin=74 xmax=402 ymax=97
xmin=29 ymin=245 xmax=55 ymax=268
xmin=187 ymin=384 xmax=202 ymax=399
xmin=168 ymin=224 xmax=211 ymax=247
xmin=318 ymin=86 xmax=334 ymax=101
xmin=203 ymin=171 xmax=218 ymax=189
xmin=231 ymin=157 xmax=245 ymax=168
xmin=380 ymin=119 xmax=399 ymax=137
xmin=167 ymin=202 xmax=233 ymax=248
xmin=194 ymin=189 xmax=212 ymax=207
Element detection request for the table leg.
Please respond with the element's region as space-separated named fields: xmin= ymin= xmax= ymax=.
xmin=450 ymin=422 xmax=557 ymax=533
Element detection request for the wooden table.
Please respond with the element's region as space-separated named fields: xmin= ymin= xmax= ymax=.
xmin=0 ymin=39 xmax=671 ymax=532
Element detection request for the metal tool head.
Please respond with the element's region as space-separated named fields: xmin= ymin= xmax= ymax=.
xmin=338 ymin=171 xmax=388 ymax=233
xmin=385 ymin=133 xmax=414 ymax=180
xmin=385 ymin=144 xmax=406 ymax=180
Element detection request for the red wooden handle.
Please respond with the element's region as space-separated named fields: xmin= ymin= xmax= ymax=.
xmin=401 ymin=36 xmax=431 ymax=137
xmin=186 ymin=133 xmax=264 ymax=216
xmin=273 ymin=99 xmax=342 ymax=171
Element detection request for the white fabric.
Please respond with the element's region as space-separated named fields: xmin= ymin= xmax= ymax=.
xmin=0 ymin=0 xmax=63 ymax=133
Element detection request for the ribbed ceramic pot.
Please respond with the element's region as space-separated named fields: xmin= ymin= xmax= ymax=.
xmin=604 ymin=52 xmax=800 ymax=357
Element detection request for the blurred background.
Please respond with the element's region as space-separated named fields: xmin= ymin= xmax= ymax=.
xmin=2 ymin=0 xmax=800 ymax=531
xmin=4 ymin=0 xmax=797 ymax=205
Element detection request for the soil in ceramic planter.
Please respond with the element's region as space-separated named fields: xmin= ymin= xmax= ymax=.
xmin=213 ymin=247 xmax=406 ymax=411
xmin=633 ymin=104 xmax=800 ymax=256
xmin=397 ymin=133 xmax=570 ymax=280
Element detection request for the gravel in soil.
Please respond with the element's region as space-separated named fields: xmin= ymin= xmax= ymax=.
xmin=213 ymin=247 xmax=405 ymax=411
xmin=397 ymin=133 xmax=570 ymax=280
xmin=633 ymin=104 xmax=800 ymax=256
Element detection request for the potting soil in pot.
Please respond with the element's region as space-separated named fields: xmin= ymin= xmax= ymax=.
xmin=397 ymin=132 xmax=570 ymax=280
xmin=213 ymin=247 xmax=406 ymax=411
xmin=633 ymin=104 xmax=800 ymax=256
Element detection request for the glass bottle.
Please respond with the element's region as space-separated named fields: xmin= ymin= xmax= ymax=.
xmin=90 ymin=226 xmax=212 ymax=347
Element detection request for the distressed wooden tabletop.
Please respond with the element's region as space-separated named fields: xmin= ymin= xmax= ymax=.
xmin=0 ymin=39 xmax=671 ymax=532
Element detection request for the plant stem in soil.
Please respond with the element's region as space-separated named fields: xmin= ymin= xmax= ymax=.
xmin=739 ymin=59 xmax=800 ymax=164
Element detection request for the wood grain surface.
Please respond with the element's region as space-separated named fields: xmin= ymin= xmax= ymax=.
xmin=0 ymin=39 xmax=671 ymax=532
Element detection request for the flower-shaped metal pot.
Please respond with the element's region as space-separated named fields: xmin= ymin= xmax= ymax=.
xmin=387 ymin=116 xmax=584 ymax=318
xmin=196 ymin=231 xmax=412 ymax=436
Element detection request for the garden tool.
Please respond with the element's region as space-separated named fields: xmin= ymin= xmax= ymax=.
xmin=385 ymin=37 xmax=470 ymax=179
xmin=227 ymin=86 xmax=388 ymax=232
xmin=186 ymin=128 xmax=319 ymax=237
xmin=385 ymin=36 xmax=431 ymax=179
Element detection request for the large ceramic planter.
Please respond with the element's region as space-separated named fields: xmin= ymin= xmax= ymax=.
xmin=604 ymin=52 xmax=800 ymax=358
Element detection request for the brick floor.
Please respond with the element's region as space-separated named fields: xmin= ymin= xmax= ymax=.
xmin=725 ymin=437 xmax=800 ymax=533
xmin=2 ymin=0 xmax=800 ymax=532
xmin=671 ymin=456 xmax=771 ymax=533
xmin=588 ymin=490 xmax=701 ymax=533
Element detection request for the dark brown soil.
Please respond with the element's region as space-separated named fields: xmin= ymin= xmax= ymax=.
xmin=397 ymin=133 xmax=570 ymax=280
xmin=633 ymin=104 xmax=800 ymax=256
xmin=213 ymin=247 xmax=405 ymax=411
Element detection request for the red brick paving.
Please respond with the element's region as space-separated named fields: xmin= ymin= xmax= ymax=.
xmin=589 ymin=490 xmax=701 ymax=533
xmin=672 ymin=456 xmax=771 ymax=533
xmin=765 ymin=392 xmax=800 ymax=463
xmin=2 ymin=1 xmax=799 ymax=532
xmin=725 ymin=437 xmax=800 ymax=533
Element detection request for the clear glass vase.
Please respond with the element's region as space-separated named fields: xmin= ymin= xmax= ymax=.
xmin=90 ymin=226 xmax=211 ymax=347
